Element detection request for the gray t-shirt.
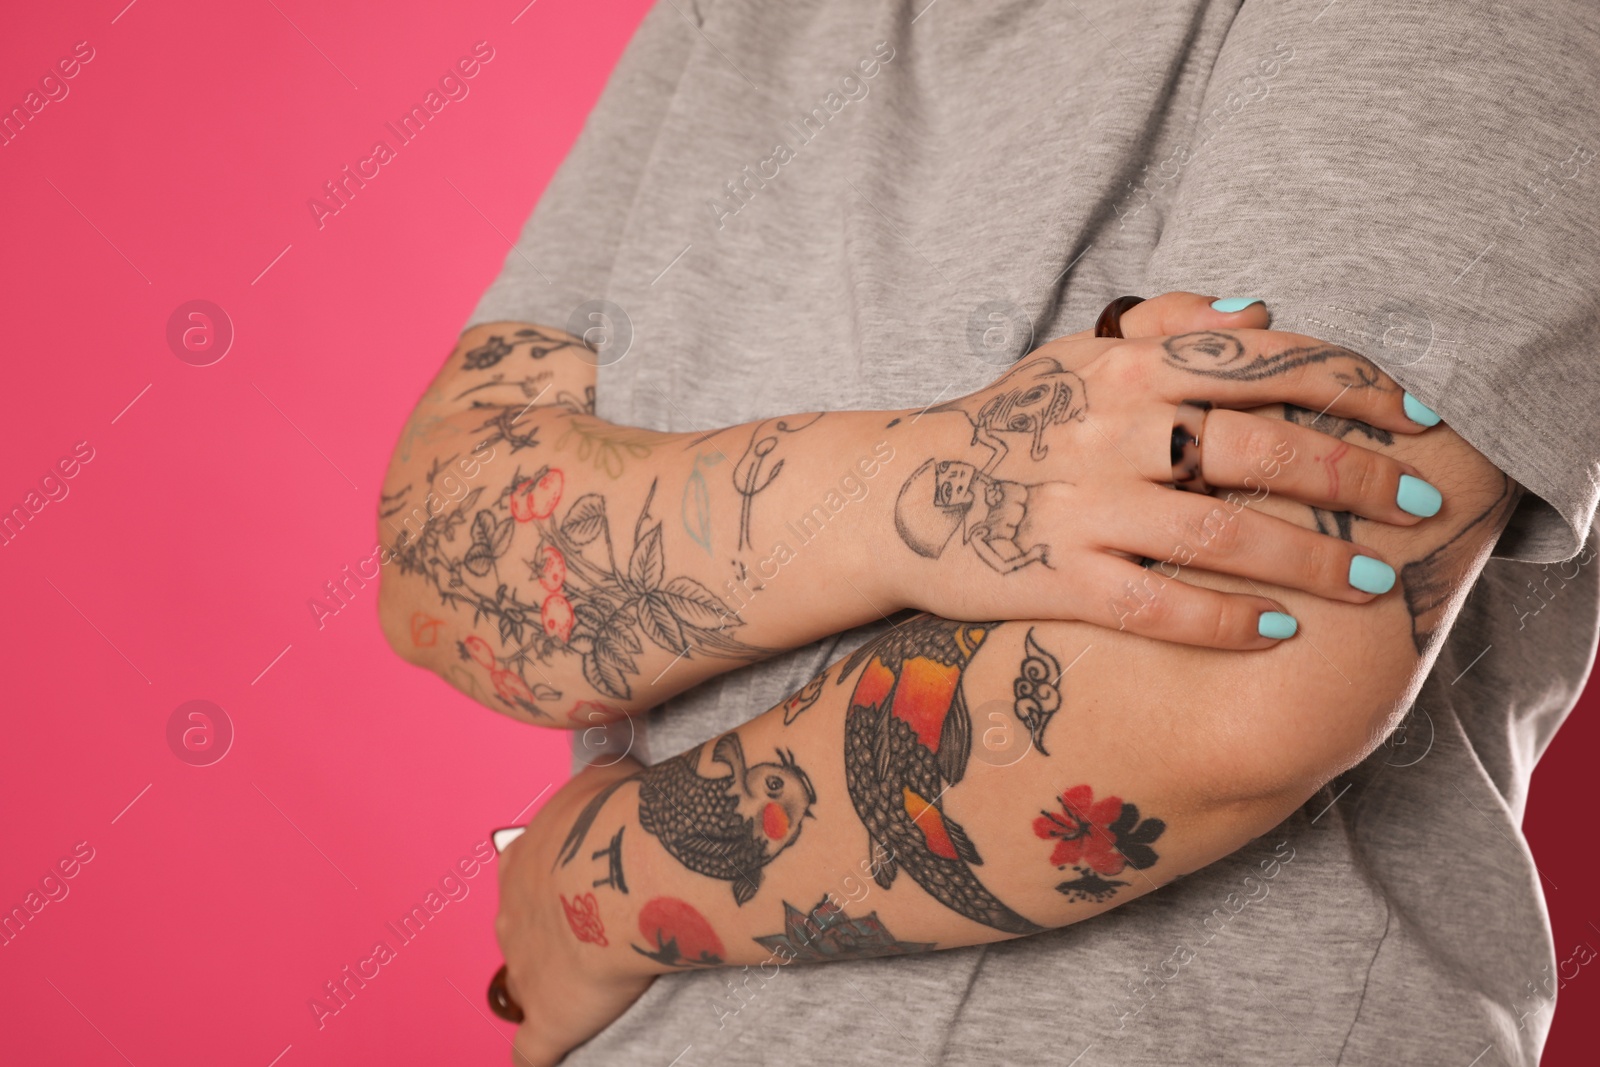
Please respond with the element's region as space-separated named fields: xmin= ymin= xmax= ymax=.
xmin=468 ymin=1 xmax=1600 ymax=1063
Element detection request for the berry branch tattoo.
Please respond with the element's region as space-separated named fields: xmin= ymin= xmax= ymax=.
xmin=752 ymin=895 xmax=935 ymax=962
xmin=1035 ymin=785 xmax=1167 ymax=904
xmin=556 ymin=732 xmax=817 ymax=905
xmin=391 ymin=418 xmax=776 ymax=705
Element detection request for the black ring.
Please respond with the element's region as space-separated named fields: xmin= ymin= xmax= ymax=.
xmin=488 ymin=964 xmax=525 ymax=1023
xmin=1094 ymin=295 xmax=1147 ymax=339
xmin=1170 ymin=399 xmax=1215 ymax=495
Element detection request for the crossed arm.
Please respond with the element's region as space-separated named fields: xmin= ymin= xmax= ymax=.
xmin=376 ymin=307 xmax=1515 ymax=1060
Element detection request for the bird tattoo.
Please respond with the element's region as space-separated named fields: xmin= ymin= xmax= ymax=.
xmin=836 ymin=618 xmax=1045 ymax=935
xmin=555 ymin=732 xmax=816 ymax=905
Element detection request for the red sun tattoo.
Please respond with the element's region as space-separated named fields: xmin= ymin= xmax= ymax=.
xmin=632 ymin=897 xmax=724 ymax=968
xmin=560 ymin=892 xmax=608 ymax=946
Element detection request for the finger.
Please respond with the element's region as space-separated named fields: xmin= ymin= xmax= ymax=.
xmin=1116 ymin=405 xmax=1439 ymax=525
xmin=1117 ymin=291 xmax=1271 ymax=337
xmin=1196 ymin=410 xmax=1441 ymax=525
xmin=1139 ymin=329 xmax=1437 ymax=434
xmin=1063 ymin=291 xmax=1271 ymax=343
xmin=1086 ymin=554 xmax=1299 ymax=650
xmin=1099 ymin=484 xmax=1401 ymax=605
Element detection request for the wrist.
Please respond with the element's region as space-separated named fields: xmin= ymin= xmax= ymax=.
xmin=863 ymin=405 xmax=942 ymax=614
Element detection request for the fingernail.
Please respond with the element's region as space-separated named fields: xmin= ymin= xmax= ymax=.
xmin=1211 ymin=297 xmax=1264 ymax=313
xmin=1348 ymin=555 xmax=1397 ymax=595
xmin=1403 ymin=393 xmax=1442 ymax=427
xmin=1396 ymin=474 xmax=1443 ymax=518
xmin=1258 ymin=611 xmax=1298 ymax=639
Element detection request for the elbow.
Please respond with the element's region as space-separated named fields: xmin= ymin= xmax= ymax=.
xmin=1181 ymin=668 xmax=1407 ymax=808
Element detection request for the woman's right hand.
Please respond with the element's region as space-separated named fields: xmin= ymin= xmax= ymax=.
xmin=882 ymin=293 xmax=1445 ymax=649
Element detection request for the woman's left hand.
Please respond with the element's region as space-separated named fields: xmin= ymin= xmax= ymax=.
xmin=494 ymin=759 xmax=653 ymax=1066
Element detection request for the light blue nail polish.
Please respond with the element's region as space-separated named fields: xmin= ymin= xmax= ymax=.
xmin=1396 ymin=474 xmax=1443 ymax=518
xmin=1349 ymin=555 xmax=1397 ymax=595
xmin=1403 ymin=393 xmax=1442 ymax=427
xmin=1211 ymin=297 xmax=1264 ymax=313
xmin=1258 ymin=611 xmax=1298 ymax=639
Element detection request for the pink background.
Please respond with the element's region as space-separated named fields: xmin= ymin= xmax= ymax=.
xmin=0 ymin=1 xmax=1592 ymax=1064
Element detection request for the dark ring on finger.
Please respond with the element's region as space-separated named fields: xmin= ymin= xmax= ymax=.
xmin=1094 ymin=295 xmax=1147 ymax=338
xmin=488 ymin=964 xmax=525 ymax=1023
xmin=1171 ymin=400 xmax=1214 ymax=495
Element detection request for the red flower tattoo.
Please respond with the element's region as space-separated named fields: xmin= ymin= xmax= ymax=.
xmin=1033 ymin=784 xmax=1166 ymax=877
xmin=560 ymin=892 xmax=608 ymax=946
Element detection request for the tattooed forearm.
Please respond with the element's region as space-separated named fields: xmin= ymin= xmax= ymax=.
xmin=389 ymin=422 xmax=778 ymax=709
xmin=726 ymin=414 xmax=827 ymax=552
xmin=557 ymin=731 xmax=817 ymax=905
xmin=836 ymin=619 xmax=1045 ymax=935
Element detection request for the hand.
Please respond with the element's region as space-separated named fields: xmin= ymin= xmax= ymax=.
xmin=495 ymin=759 xmax=653 ymax=1066
xmin=884 ymin=293 xmax=1444 ymax=649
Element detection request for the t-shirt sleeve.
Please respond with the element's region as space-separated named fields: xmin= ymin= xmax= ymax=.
xmin=1139 ymin=0 xmax=1600 ymax=563
xmin=465 ymin=0 xmax=699 ymax=333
